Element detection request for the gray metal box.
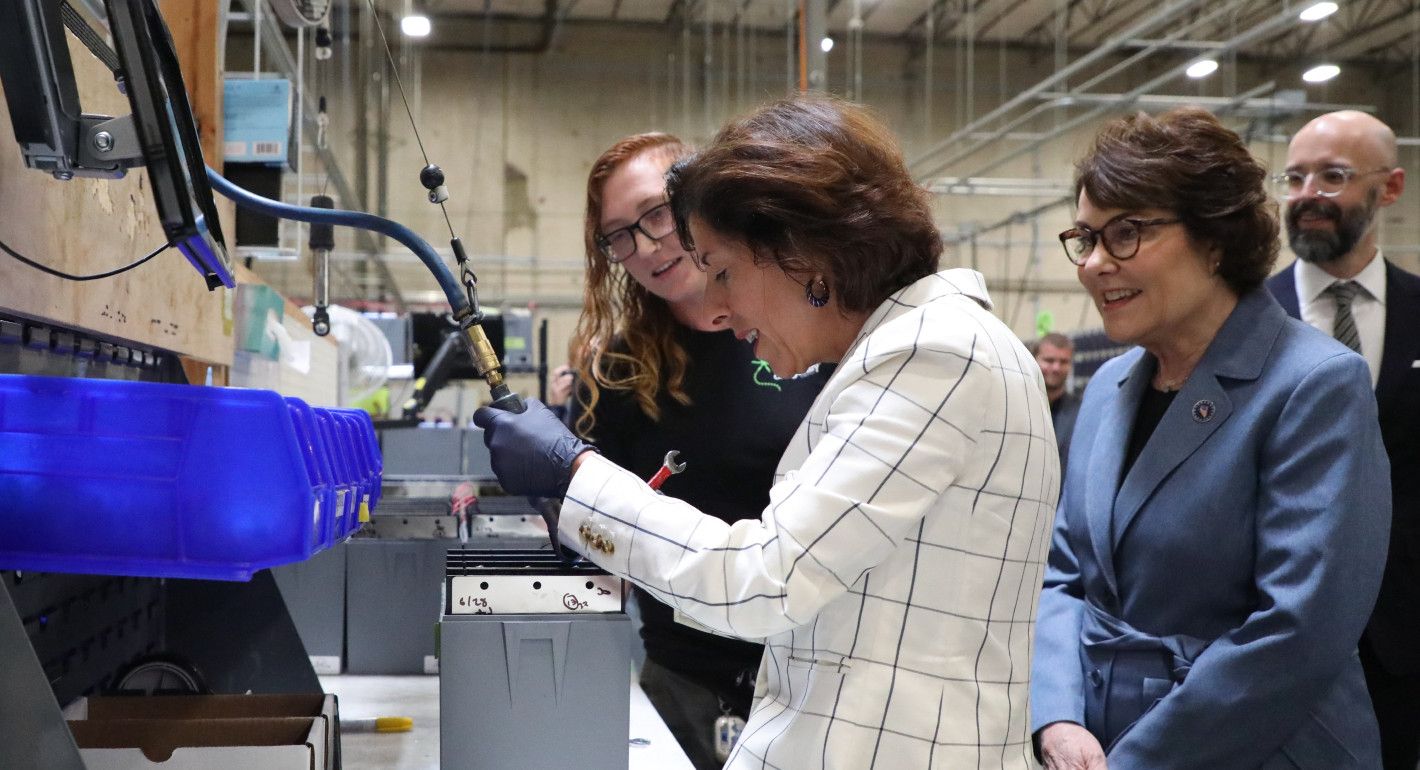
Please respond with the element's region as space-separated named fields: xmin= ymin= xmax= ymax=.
xmin=440 ymin=613 xmax=631 ymax=770
xmin=461 ymin=427 xmax=494 ymax=479
xmin=272 ymin=543 xmax=347 ymax=674
xmin=345 ymin=539 xmax=449 ymax=674
xmin=381 ymin=426 xmax=495 ymax=480
xmin=381 ymin=426 xmax=463 ymax=476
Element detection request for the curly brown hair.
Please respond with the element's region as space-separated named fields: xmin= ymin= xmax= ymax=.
xmin=1074 ymin=107 xmax=1279 ymax=295
xmin=666 ymin=95 xmax=942 ymax=313
xmin=570 ymin=133 xmax=694 ymax=438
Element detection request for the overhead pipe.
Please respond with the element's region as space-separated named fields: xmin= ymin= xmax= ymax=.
xmin=438 ymin=0 xmax=564 ymax=53
xmin=720 ymin=4 xmax=730 ymax=113
xmin=922 ymin=0 xmax=932 ymax=140
xmin=927 ymin=176 xmax=1075 ymax=196
xmin=684 ymin=3 xmax=692 ymax=134
xmin=735 ymin=6 xmax=746 ymax=107
xmin=923 ymin=0 xmax=1248 ymax=179
xmin=848 ymin=0 xmax=862 ymax=100
xmin=804 ymin=0 xmax=826 ymax=91
xmin=951 ymin=6 xmax=1328 ymax=182
xmin=784 ymin=0 xmax=793 ymax=93
xmin=1124 ymin=38 xmax=1224 ymax=49
xmin=1033 ymin=89 xmax=1372 ymax=116
xmin=940 ymin=81 xmax=1279 ymax=243
xmin=964 ymin=0 xmax=975 ymax=122
xmin=906 ymin=0 xmax=1207 ymax=174
xmin=1069 ymin=0 xmax=1247 ymax=95
xmin=913 ymin=0 xmax=1248 ymax=181
xmin=705 ymin=0 xmax=713 ymax=132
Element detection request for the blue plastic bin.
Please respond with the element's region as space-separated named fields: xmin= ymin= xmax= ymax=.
xmin=355 ymin=411 xmax=383 ymax=510
xmin=285 ymin=398 xmax=338 ymax=550
xmin=0 ymin=375 xmax=335 ymax=580
xmin=332 ymin=411 xmax=367 ymax=536
xmin=343 ymin=414 xmax=374 ymax=524
xmin=334 ymin=408 xmax=382 ymax=512
xmin=313 ymin=409 xmax=360 ymax=539
xmin=326 ymin=410 xmax=366 ymax=529
xmin=332 ymin=410 xmax=379 ymax=523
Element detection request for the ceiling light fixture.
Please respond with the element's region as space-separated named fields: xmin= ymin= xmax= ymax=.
xmin=1186 ymin=59 xmax=1219 ymax=79
xmin=1302 ymin=64 xmax=1341 ymax=82
xmin=820 ymin=36 xmax=835 ymax=53
xmin=1299 ymin=2 xmax=1339 ymax=22
xmin=401 ymin=13 xmax=431 ymax=37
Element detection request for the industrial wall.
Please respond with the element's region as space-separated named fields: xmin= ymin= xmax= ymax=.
xmin=239 ymin=21 xmax=1420 ymax=412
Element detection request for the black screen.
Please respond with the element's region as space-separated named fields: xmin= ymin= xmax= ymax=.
xmin=225 ymin=163 xmax=283 ymax=248
xmin=410 ymin=313 xmax=505 ymax=381
xmin=106 ymin=0 xmax=233 ymax=288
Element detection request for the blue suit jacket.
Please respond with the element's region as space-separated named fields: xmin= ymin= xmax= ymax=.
xmin=1031 ymin=289 xmax=1391 ymax=769
xmin=1268 ymin=259 xmax=1420 ymax=675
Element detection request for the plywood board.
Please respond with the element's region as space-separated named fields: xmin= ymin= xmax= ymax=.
xmin=0 ymin=31 xmax=233 ymax=365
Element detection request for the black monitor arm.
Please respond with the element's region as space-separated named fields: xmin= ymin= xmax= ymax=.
xmin=402 ymin=326 xmax=471 ymax=418
xmin=0 ymin=0 xmax=233 ymax=289
xmin=0 ymin=0 xmax=144 ymax=179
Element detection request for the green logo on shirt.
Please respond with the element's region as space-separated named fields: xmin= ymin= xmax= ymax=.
xmin=751 ymin=359 xmax=782 ymax=391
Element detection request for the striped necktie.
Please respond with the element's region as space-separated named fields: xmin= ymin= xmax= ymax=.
xmin=1325 ymin=281 xmax=1362 ymax=354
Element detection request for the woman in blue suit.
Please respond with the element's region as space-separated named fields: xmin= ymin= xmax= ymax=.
xmin=1031 ymin=107 xmax=1392 ymax=769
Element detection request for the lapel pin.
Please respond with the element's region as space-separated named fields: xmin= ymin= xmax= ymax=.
xmin=1192 ymin=399 xmax=1216 ymax=423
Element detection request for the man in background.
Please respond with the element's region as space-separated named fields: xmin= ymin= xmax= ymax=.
xmin=1032 ymin=332 xmax=1079 ymax=473
xmin=1266 ymin=109 xmax=1420 ymax=770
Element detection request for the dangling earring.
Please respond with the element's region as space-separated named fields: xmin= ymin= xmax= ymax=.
xmin=805 ymin=276 xmax=830 ymax=308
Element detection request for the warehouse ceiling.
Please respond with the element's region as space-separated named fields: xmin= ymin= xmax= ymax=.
xmin=233 ymin=0 xmax=1420 ymax=307
xmin=411 ymin=0 xmax=1420 ymax=64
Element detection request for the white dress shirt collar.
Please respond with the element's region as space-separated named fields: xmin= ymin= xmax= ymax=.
xmin=1293 ymin=250 xmax=1387 ymax=388
xmin=1294 ymin=249 xmax=1388 ymax=307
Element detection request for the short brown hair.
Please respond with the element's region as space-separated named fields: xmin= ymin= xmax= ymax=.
xmin=666 ymin=96 xmax=941 ymax=313
xmin=1075 ymin=107 xmax=1278 ymax=295
xmin=1030 ymin=332 xmax=1073 ymax=356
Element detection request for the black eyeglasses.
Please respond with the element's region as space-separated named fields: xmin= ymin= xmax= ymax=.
xmin=595 ymin=202 xmax=677 ymax=264
xmin=1059 ymin=215 xmax=1181 ymax=265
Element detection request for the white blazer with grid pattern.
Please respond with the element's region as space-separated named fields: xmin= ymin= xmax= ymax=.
xmin=561 ymin=269 xmax=1059 ymax=769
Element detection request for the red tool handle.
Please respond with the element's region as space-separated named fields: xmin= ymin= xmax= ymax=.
xmin=648 ymin=466 xmax=673 ymax=490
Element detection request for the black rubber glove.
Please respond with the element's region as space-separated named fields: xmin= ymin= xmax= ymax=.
xmin=529 ymin=495 xmax=580 ymax=565
xmin=472 ymin=398 xmax=597 ymax=499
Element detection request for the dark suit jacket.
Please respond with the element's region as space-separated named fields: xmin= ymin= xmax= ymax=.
xmin=1051 ymin=389 xmax=1082 ymax=474
xmin=1268 ymin=259 xmax=1420 ymax=675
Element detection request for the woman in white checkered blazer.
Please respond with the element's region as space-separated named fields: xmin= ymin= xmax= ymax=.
xmin=475 ymin=96 xmax=1060 ymax=769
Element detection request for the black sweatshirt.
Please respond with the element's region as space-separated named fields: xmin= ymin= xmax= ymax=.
xmin=580 ymin=326 xmax=829 ymax=712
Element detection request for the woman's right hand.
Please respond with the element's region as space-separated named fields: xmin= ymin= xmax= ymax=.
xmin=472 ymin=398 xmax=596 ymax=499
xmin=1040 ymin=722 xmax=1108 ymax=770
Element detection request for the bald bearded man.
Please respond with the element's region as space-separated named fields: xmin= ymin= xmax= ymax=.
xmin=1267 ymin=110 xmax=1420 ymax=770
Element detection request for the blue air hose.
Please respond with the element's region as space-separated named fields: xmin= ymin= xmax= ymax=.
xmin=205 ymin=167 xmax=471 ymax=316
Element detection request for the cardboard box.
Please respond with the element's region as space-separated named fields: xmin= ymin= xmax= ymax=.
xmin=223 ymin=77 xmax=292 ymax=165
xmin=67 ymin=694 xmax=336 ymax=770
xmin=70 ymin=717 xmax=323 ymax=770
